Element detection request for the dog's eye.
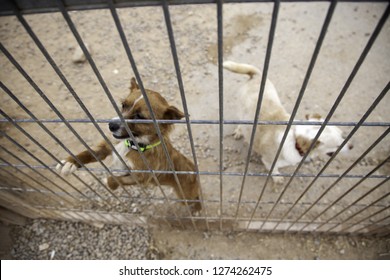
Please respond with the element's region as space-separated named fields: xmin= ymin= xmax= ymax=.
xmin=326 ymin=152 xmax=334 ymax=157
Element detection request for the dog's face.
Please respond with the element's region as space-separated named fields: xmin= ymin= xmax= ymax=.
xmin=109 ymin=78 xmax=184 ymax=142
xmin=295 ymin=114 xmax=353 ymax=157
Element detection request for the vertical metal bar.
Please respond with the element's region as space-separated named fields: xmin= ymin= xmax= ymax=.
xmin=0 ymin=172 xmax=111 ymax=224
xmin=0 ymin=186 xmax=71 ymax=221
xmin=2 ymin=23 xmax=153 ymax=226
xmin=0 ymin=178 xmax=94 ymax=223
xmin=363 ymin=216 xmax=390 ymax=236
xmin=298 ymin=156 xmax=390 ymax=233
xmin=104 ymin=1 xmax=185 ymax=230
xmin=8 ymin=0 xmax=152 ymax=225
xmin=0 ymin=157 xmax=74 ymax=206
xmin=342 ymin=205 xmax=390 ymax=234
xmin=253 ymin=0 xmax=337 ymax=232
xmin=0 ymin=110 xmax=109 ymax=204
xmin=0 ymin=82 xmax=120 ymax=206
xmin=161 ymin=0 xmax=209 ymax=230
xmin=277 ymin=83 xmax=389 ymax=231
xmin=302 ymin=131 xmax=390 ymax=232
xmin=2 ymin=67 xmax=172 ymax=229
xmin=0 ymin=143 xmax=78 ymax=204
xmin=7 ymin=0 xmax=146 ymax=198
xmin=0 ymin=153 xmax=89 ymax=223
xmin=258 ymin=2 xmax=390 ymax=231
xmin=105 ymin=0 xmax=195 ymax=228
xmin=0 ymin=45 xmax=123 ymax=201
xmin=233 ymin=0 xmax=280 ymax=226
xmin=57 ymin=0 xmax=168 ymax=214
xmin=1 ymin=132 xmax=84 ymax=199
xmin=254 ymin=0 xmax=337 ymax=230
xmin=0 ymin=147 xmax=114 ymax=223
xmin=0 ymin=109 xmax=120 ymax=223
xmin=325 ymin=180 xmax=390 ymax=234
xmin=217 ymin=0 xmax=224 ymax=230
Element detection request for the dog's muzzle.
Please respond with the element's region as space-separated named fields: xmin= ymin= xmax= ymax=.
xmin=108 ymin=120 xmax=120 ymax=132
xmin=109 ymin=117 xmax=129 ymax=139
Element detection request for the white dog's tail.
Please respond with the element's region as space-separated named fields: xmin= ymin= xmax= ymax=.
xmin=223 ymin=61 xmax=261 ymax=77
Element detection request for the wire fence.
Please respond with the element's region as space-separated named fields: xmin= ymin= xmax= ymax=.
xmin=0 ymin=0 xmax=389 ymax=236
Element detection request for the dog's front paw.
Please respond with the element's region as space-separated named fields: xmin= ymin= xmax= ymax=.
xmin=233 ymin=126 xmax=243 ymax=140
xmin=272 ymin=176 xmax=284 ymax=185
xmin=191 ymin=198 xmax=202 ymax=214
xmin=56 ymin=160 xmax=78 ymax=176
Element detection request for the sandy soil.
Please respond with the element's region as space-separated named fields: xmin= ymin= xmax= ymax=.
xmin=0 ymin=2 xmax=389 ymax=259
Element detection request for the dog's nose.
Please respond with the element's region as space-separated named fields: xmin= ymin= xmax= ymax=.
xmin=348 ymin=143 xmax=354 ymax=150
xmin=108 ymin=121 xmax=120 ymax=132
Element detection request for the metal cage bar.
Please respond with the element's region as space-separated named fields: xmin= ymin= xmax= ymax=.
xmin=161 ymin=0 xmax=210 ymax=229
xmin=234 ymin=0 xmax=280 ymax=224
xmin=253 ymin=0 xmax=338 ymax=231
xmin=256 ymin=3 xmax=390 ymax=231
xmin=1 ymin=0 xmax=389 ymax=16
xmin=104 ymin=0 xmax=196 ymax=229
xmin=0 ymin=0 xmax=388 ymax=235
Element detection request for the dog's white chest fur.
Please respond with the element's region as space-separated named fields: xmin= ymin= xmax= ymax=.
xmin=111 ymin=141 xmax=134 ymax=175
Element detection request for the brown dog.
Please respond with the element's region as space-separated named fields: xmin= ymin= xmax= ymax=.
xmin=56 ymin=78 xmax=201 ymax=212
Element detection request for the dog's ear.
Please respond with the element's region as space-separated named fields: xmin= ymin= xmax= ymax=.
xmin=296 ymin=136 xmax=321 ymax=155
xmin=130 ymin=77 xmax=139 ymax=91
xmin=163 ymin=106 xmax=185 ymax=120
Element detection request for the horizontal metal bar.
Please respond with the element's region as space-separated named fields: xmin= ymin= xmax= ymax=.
xmin=1 ymin=184 xmax=387 ymax=209
xmin=1 ymin=162 xmax=389 ymax=179
xmin=1 ymin=118 xmax=389 ymax=127
xmin=28 ymin=205 xmax=390 ymax=234
xmin=1 ymin=0 xmax=388 ymax=236
xmin=1 ymin=0 xmax=388 ymax=16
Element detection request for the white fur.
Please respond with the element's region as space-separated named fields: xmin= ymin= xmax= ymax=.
xmin=295 ymin=119 xmax=348 ymax=156
xmin=133 ymin=135 xmax=150 ymax=145
xmin=224 ymin=61 xmax=350 ymax=184
xmin=56 ymin=141 xmax=135 ymax=177
xmin=111 ymin=141 xmax=134 ymax=175
xmin=56 ymin=160 xmax=77 ymax=176
xmin=130 ymin=95 xmax=144 ymax=112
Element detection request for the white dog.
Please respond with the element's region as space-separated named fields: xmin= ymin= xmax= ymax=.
xmin=223 ymin=61 xmax=353 ymax=184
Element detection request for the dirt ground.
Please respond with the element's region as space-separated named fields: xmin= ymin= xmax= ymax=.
xmin=151 ymin=226 xmax=390 ymax=260
xmin=1 ymin=220 xmax=389 ymax=260
xmin=0 ymin=2 xmax=389 ymax=259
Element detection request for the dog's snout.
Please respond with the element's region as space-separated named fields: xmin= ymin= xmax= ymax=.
xmin=108 ymin=121 xmax=120 ymax=132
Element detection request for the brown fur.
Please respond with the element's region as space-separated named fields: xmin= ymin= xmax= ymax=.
xmin=295 ymin=135 xmax=320 ymax=156
xmin=60 ymin=78 xmax=201 ymax=212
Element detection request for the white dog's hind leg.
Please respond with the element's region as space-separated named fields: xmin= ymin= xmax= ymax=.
xmin=262 ymin=159 xmax=285 ymax=185
xmin=272 ymin=174 xmax=285 ymax=185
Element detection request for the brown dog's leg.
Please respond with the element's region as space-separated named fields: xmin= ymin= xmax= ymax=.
xmin=57 ymin=140 xmax=112 ymax=176
xmin=164 ymin=174 xmax=202 ymax=212
xmin=66 ymin=140 xmax=112 ymax=167
xmin=106 ymin=174 xmax=137 ymax=190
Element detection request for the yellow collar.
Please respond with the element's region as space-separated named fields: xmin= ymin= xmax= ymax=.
xmin=124 ymin=139 xmax=161 ymax=152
